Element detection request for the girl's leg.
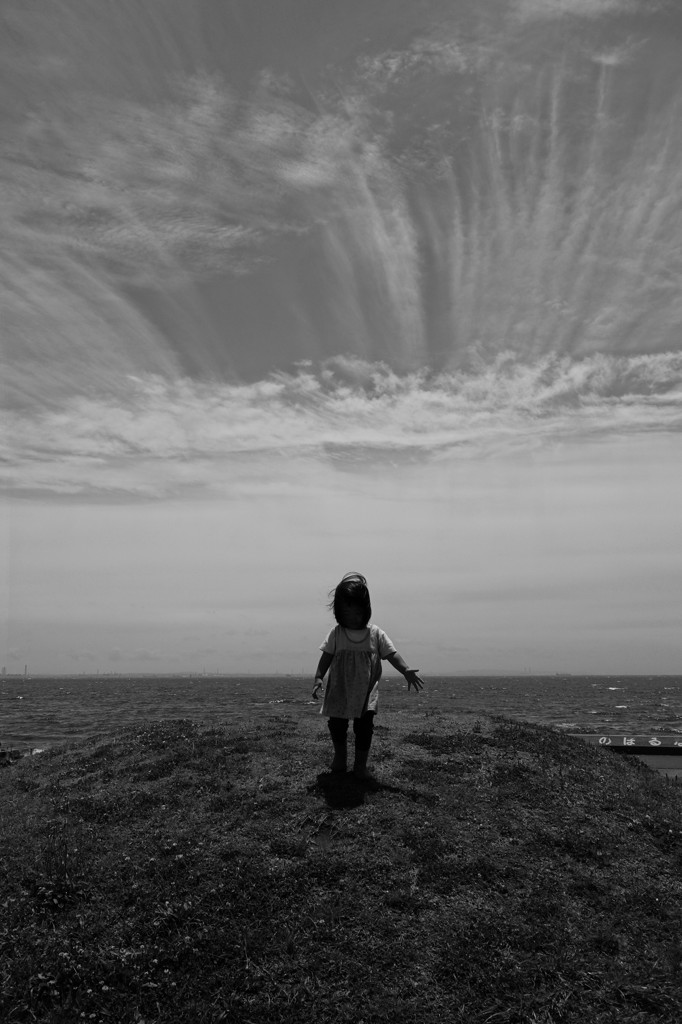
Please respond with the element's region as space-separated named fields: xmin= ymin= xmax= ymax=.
xmin=352 ymin=711 xmax=375 ymax=778
xmin=352 ymin=710 xmax=375 ymax=751
xmin=327 ymin=717 xmax=349 ymax=772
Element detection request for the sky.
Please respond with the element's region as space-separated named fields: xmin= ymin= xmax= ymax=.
xmin=2 ymin=0 xmax=681 ymax=676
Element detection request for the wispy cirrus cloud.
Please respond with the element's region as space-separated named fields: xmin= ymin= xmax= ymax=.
xmin=3 ymin=69 xmax=431 ymax=387
xmin=3 ymin=74 xmax=304 ymax=286
xmin=513 ymin=0 xmax=640 ymax=20
xmin=3 ymin=67 xmax=429 ymax=292
xmin=6 ymin=51 xmax=682 ymax=409
xmin=355 ymin=36 xmax=486 ymax=89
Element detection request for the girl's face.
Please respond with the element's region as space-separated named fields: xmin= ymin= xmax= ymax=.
xmin=338 ymin=600 xmax=367 ymax=629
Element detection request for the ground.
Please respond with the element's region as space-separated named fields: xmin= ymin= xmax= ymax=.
xmin=1 ymin=710 xmax=681 ymax=1023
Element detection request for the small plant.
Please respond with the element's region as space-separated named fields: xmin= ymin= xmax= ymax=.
xmin=40 ymin=821 xmax=77 ymax=885
xmin=19 ymin=821 xmax=90 ymax=915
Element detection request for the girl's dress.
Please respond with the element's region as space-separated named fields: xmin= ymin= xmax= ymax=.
xmin=319 ymin=623 xmax=397 ymax=719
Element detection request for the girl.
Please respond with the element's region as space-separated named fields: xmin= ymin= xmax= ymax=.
xmin=312 ymin=572 xmax=424 ymax=779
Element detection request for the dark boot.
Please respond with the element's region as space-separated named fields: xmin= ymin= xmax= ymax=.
xmin=330 ymin=738 xmax=347 ymax=773
xmin=353 ymin=744 xmax=372 ymax=780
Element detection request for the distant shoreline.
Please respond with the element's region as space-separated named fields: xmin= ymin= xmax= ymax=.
xmin=3 ymin=672 xmax=680 ymax=681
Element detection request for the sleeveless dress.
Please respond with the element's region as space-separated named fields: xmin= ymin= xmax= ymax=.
xmin=319 ymin=623 xmax=397 ymax=719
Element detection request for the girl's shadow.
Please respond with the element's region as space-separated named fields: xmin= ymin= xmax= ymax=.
xmin=312 ymin=771 xmax=377 ymax=808
xmin=309 ymin=772 xmax=436 ymax=809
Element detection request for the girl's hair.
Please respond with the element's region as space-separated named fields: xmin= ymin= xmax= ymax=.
xmin=328 ymin=571 xmax=372 ymax=627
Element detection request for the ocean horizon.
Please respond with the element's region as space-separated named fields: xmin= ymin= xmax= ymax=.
xmin=2 ymin=674 xmax=680 ymax=752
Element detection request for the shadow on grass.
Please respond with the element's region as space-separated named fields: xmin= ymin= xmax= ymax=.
xmin=312 ymin=771 xmax=437 ymax=809
xmin=312 ymin=771 xmax=367 ymax=808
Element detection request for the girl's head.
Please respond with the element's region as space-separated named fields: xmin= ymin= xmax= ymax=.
xmin=329 ymin=571 xmax=372 ymax=629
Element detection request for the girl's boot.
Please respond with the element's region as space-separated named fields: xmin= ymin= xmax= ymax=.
xmin=353 ymin=743 xmax=372 ymax=780
xmin=330 ymin=738 xmax=347 ymax=773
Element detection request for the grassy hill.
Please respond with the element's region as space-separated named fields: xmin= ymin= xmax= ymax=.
xmin=1 ymin=711 xmax=681 ymax=1023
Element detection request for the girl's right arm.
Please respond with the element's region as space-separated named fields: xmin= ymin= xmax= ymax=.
xmin=312 ymin=652 xmax=333 ymax=698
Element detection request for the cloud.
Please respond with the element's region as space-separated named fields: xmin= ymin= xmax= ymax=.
xmin=4 ymin=4 xmax=682 ymax=470
xmin=3 ymin=74 xmax=299 ymax=286
xmin=591 ymin=39 xmax=643 ymax=67
xmin=3 ymin=68 xmax=432 ymax=385
xmin=355 ymin=36 xmax=484 ymax=89
xmin=3 ymin=70 xmax=421 ymax=292
xmin=3 ymin=352 xmax=680 ymax=498
xmin=513 ymin=0 xmax=639 ymax=20
xmin=2 ymin=251 xmax=181 ymax=411
xmin=5 ymin=30 xmax=682 ymax=401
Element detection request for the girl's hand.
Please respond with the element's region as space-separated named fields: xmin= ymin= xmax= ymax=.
xmin=404 ymin=669 xmax=424 ymax=692
xmin=312 ymin=680 xmax=323 ymax=699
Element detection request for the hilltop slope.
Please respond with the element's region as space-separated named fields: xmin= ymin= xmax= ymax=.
xmin=1 ymin=712 xmax=681 ymax=1023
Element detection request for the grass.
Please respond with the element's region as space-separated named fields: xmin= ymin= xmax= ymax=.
xmin=1 ymin=710 xmax=681 ymax=1023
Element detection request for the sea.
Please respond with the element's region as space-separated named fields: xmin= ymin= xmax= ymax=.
xmin=2 ymin=675 xmax=681 ymax=774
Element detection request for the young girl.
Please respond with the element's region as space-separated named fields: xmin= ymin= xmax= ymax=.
xmin=312 ymin=572 xmax=424 ymax=779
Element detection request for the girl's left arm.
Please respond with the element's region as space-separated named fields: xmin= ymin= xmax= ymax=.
xmin=386 ymin=652 xmax=424 ymax=692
